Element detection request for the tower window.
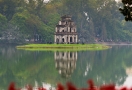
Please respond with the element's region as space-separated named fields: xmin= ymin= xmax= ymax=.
xmin=70 ymin=28 xmax=71 ymax=32
xmin=62 ymin=38 xmax=64 ymax=42
xmin=74 ymin=37 xmax=76 ymax=41
xmin=70 ymin=37 xmax=72 ymax=42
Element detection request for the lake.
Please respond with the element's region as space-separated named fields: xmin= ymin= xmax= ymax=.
xmin=0 ymin=44 xmax=132 ymax=89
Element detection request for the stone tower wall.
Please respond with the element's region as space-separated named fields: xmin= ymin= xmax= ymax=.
xmin=54 ymin=15 xmax=78 ymax=44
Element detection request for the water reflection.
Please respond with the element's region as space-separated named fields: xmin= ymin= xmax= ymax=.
xmin=122 ymin=67 xmax=132 ymax=88
xmin=1 ymin=45 xmax=132 ymax=89
xmin=54 ymin=51 xmax=77 ymax=78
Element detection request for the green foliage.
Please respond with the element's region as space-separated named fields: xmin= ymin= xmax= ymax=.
xmin=119 ymin=0 xmax=132 ymax=21
xmin=0 ymin=0 xmax=131 ymax=43
xmin=0 ymin=14 xmax=7 ymax=32
xmin=11 ymin=11 xmax=30 ymax=32
xmin=0 ymin=0 xmax=19 ymax=20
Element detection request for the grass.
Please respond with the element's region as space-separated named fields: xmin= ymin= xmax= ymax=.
xmin=16 ymin=44 xmax=110 ymax=51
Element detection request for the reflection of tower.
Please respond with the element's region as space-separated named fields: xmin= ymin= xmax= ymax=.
xmin=54 ymin=51 xmax=77 ymax=78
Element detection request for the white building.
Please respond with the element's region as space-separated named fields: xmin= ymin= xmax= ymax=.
xmin=54 ymin=15 xmax=78 ymax=44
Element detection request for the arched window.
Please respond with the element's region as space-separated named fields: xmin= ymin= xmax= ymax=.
xmin=70 ymin=28 xmax=72 ymax=32
xmin=62 ymin=38 xmax=65 ymax=42
xmin=70 ymin=37 xmax=72 ymax=42
xmin=74 ymin=37 xmax=76 ymax=42
xmin=56 ymin=38 xmax=59 ymax=44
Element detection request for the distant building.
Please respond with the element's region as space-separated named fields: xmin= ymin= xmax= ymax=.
xmin=54 ymin=15 xmax=78 ymax=44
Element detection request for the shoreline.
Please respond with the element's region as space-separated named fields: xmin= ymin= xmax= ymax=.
xmin=96 ymin=42 xmax=132 ymax=45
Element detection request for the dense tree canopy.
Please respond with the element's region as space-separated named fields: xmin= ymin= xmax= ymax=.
xmin=0 ymin=0 xmax=132 ymax=43
xmin=119 ymin=0 xmax=132 ymax=21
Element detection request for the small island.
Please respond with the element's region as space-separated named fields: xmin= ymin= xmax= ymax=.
xmin=16 ymin=44 xmax=110 ymax=51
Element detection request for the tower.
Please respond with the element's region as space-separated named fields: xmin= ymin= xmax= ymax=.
xmin=54 ymin=15 xmax=78 ymax=44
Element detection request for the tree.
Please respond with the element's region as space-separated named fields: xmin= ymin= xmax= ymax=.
xmin=101 ymin=23 xmax=107 ymax=41
xmin=0 ymin=0 xmax=19 ymax=20
xmin=119 ymin=0 xmax=132 ymax=21
xmin=0 ymin=14 xmax=7 ymax=31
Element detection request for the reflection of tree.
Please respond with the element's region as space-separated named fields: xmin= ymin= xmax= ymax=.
xmin=0 ymin=46 xmax=60 ymax=89
xmin=54 ymin=51 xmax=77 ymax=78
xmin=71 ymin=46 xmax=132 ymax=87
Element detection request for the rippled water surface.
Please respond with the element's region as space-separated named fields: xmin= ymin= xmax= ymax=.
xmin=0 ymin=45 xmax=132 ymax=89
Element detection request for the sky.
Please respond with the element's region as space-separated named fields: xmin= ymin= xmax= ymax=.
xmin=44 ymin=0 xmax=121 ymax=3
xmin=115 ymin=0 xmax=121 ymax=2
xmin=44 ymin=0 xmax=121 ymax=2
xmin=44 ymin=0 xmax=49 ymax=1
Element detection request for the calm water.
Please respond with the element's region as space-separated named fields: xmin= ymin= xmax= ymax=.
xmin=0 ymin=44 xmax=132 ymax=89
